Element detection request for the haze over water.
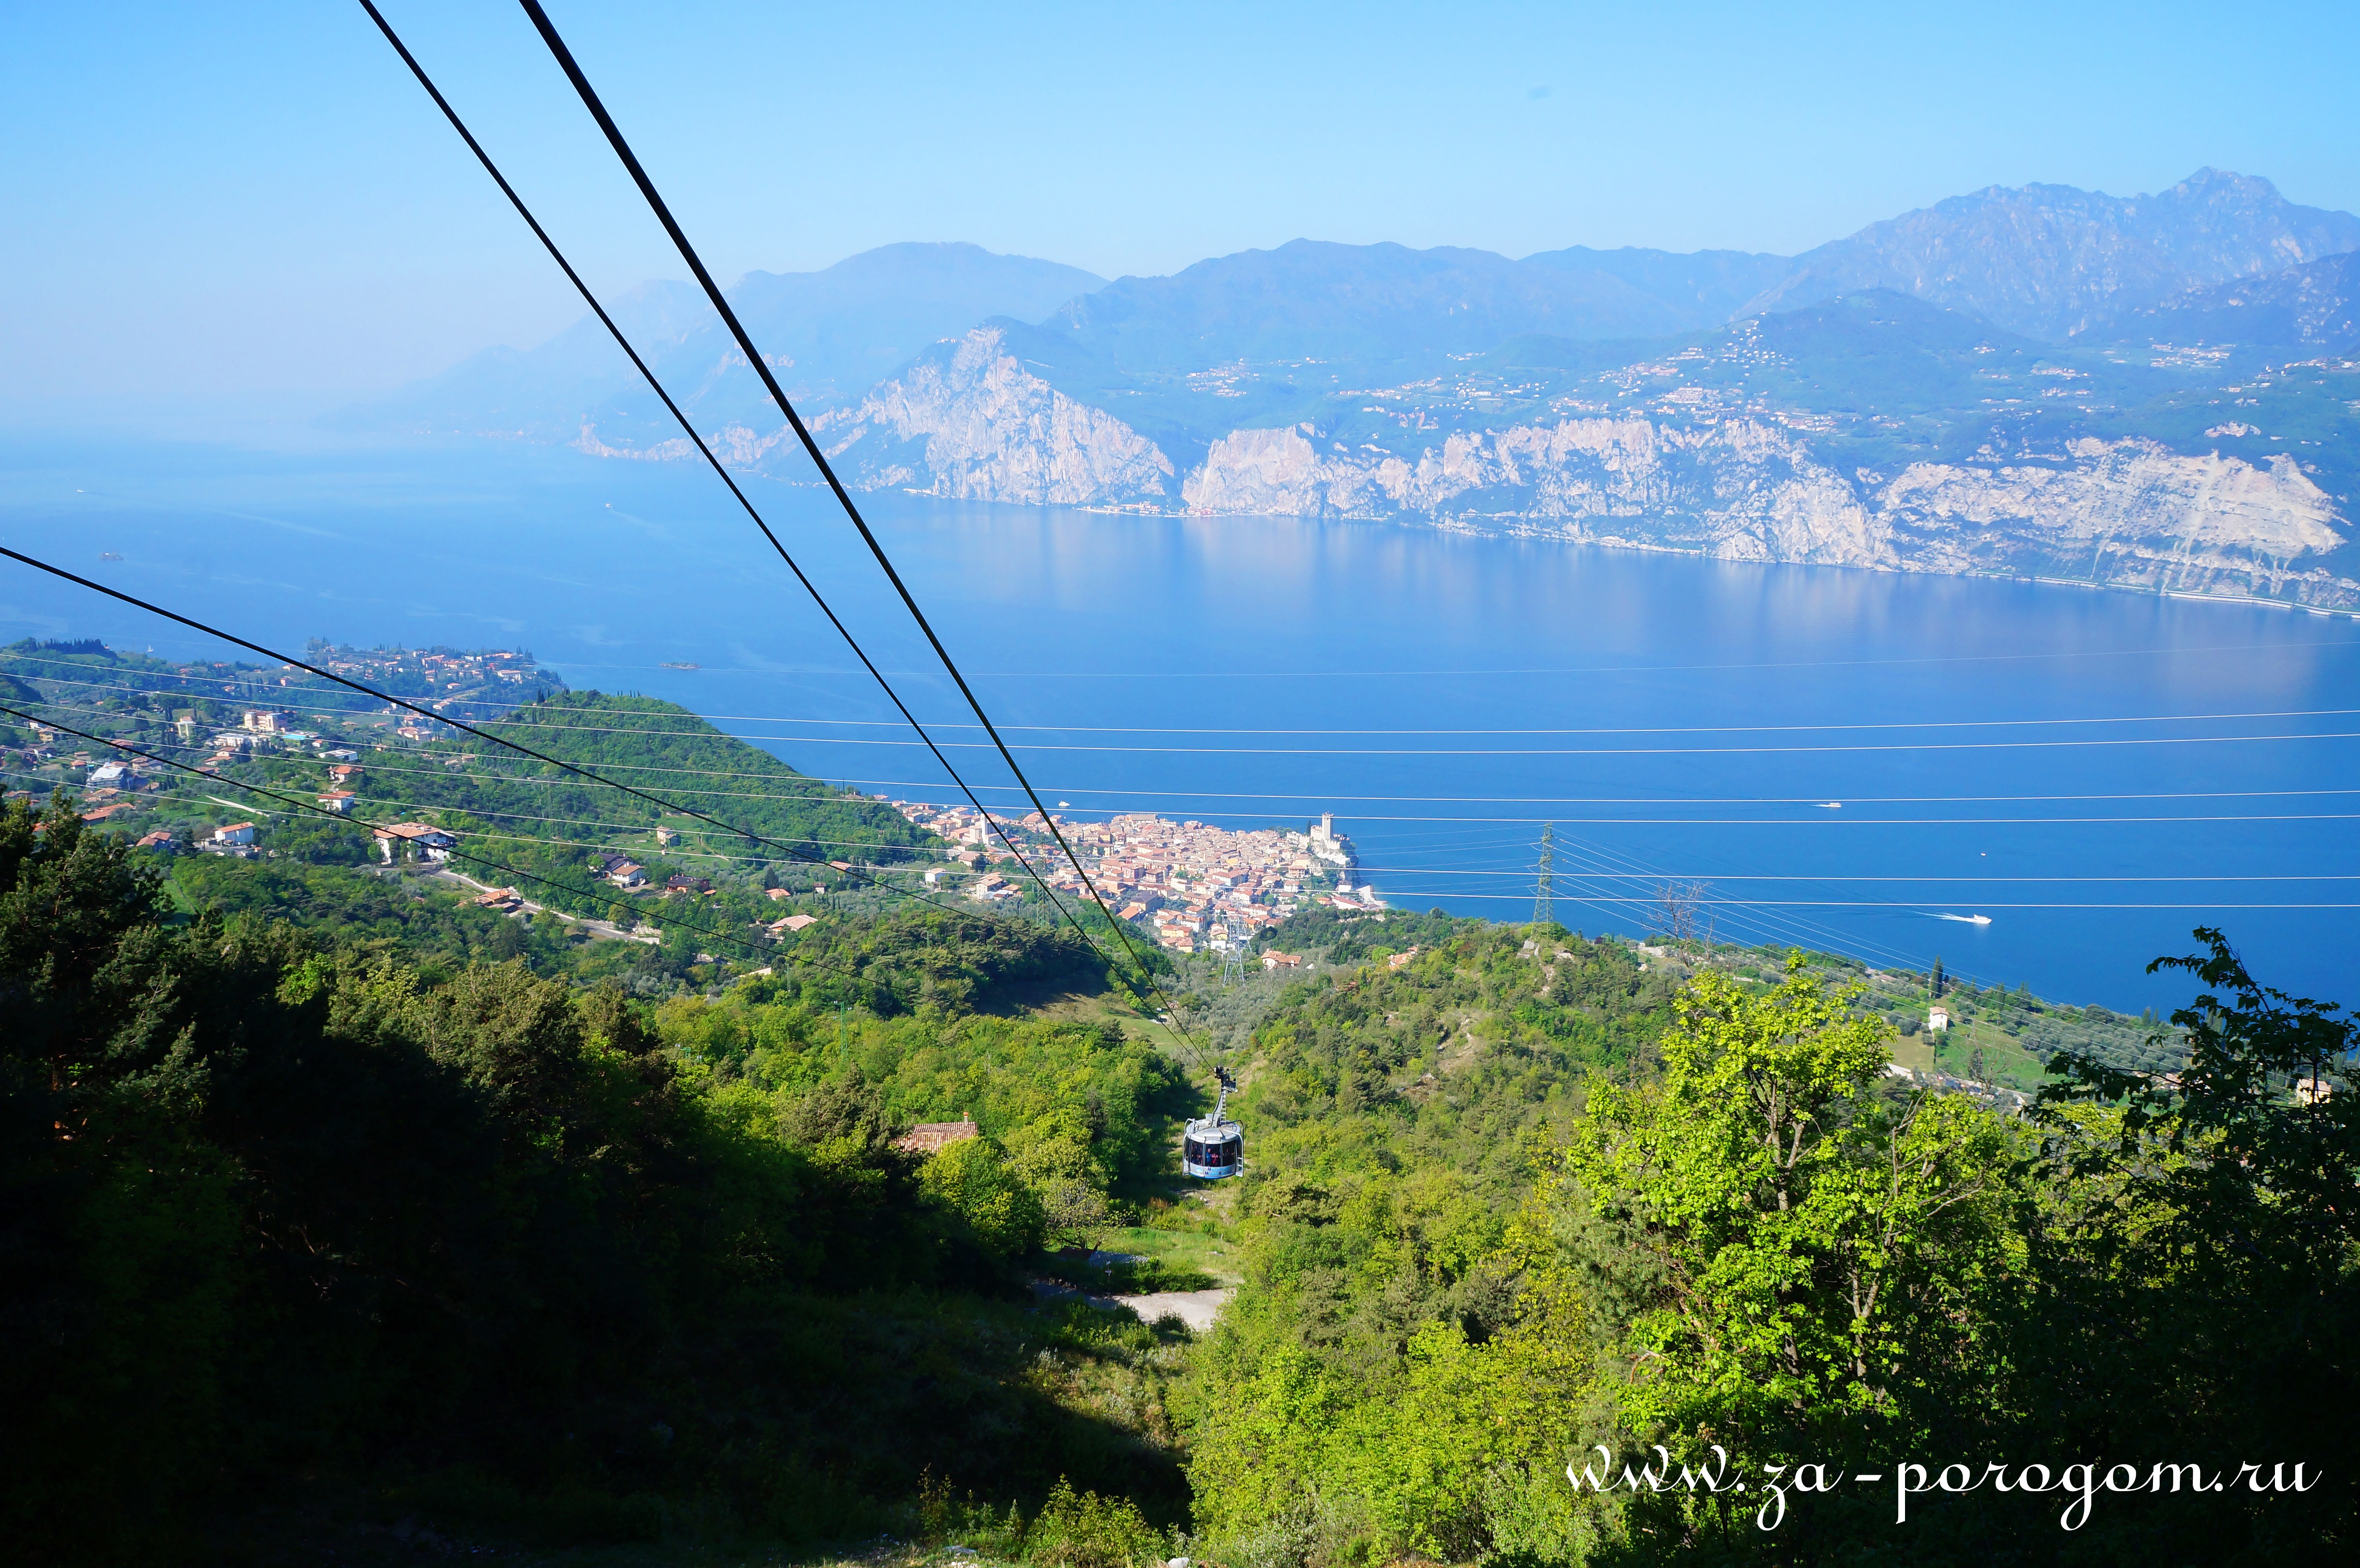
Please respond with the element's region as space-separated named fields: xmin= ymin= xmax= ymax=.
xmin=5 ymin=434 xmax=2353 ymax=1011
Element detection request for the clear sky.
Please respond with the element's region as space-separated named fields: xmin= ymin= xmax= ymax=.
xmin=4 ymin=0 xmax=2357 ymax=421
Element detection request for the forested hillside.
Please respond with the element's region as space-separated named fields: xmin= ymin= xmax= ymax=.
xmin=4 ymin=789 xmax=2353 ymax=1565
xmin=0 ymin=796 xmax=1196 ymax=1562
xmin=223 ymin=689 xmax=933 ymax=871
xmin=1180 ymin=919 xmax=2357 ymax=1566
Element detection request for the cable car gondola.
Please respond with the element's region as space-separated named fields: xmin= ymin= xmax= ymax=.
xmin=1182 ymin=1067 xmax=1243 ymax=1179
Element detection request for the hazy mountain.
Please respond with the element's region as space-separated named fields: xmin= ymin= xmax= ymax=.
xmin=2100 ymin=248 xmax=2360 ymax=353
xmin=340 ymin=243 xmax=1104 ymax=443
xmin=338 ymin=278 xmax=712 ymax=441
xmin=1031 ymin=240 xmax=1712 ymax=371
xmin=722 ymin=243 xmax=1107 ymax=407
xmin=1520 ymin=245 xmax=1797 ymax=331
xmin=357 ymin=170 xmax=2359 ymax=449
xmin=347 ymin=173 xmax=2360 ymax=611
xmin=1743 ymin=169 xmax=2360 ymax=340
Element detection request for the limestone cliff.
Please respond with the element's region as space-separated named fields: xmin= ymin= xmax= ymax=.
xmin=815 ymin=328 xmax=1174 ymax=506
xmin=1176 ymin=418 xmax=2351 ymax=607
xmin=569 ymin=325 xmax=2352 ymax=609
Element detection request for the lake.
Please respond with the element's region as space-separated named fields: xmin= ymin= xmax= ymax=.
xmin=4 ymin=432 xmax=2355 ymax=1011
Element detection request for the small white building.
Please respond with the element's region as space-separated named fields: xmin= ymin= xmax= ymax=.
xmin=373 ymin=822 xmax=456 ymax=863
xmin=1927 ymin=1005 xmax=1951 ymax=1032
xmin=211 ymin=821 xmax=257 ymax=846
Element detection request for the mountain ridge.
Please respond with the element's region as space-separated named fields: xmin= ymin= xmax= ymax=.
xmin=339 ymin=242 xmax=1106 ymax=443
xmin=1744 ymin=168 xmax=2360 ymax=339
xmin=348 ymin=174 xmax=2360 ymax=609
xmin=2102 ymin=248 xmax=2360 ymax=353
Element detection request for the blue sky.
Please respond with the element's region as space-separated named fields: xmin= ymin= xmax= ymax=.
xmin=4 ymin=0 xmax=2356 ymax=416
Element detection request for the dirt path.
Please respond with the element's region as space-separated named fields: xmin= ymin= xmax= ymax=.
xmin=433 ymin=869 xmax=658 ymax=944
xmin=1110 ymin=1287 xmax=1234 ymax=1333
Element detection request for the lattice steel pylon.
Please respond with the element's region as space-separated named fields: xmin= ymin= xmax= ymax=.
xmin=1532 ymin=821 xmax=1555 ymax=926
xmin=1217 ymin=909 xmax=1251 ymax=986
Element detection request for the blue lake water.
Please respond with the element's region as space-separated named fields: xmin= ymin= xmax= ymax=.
xmin=3 ymin=433 xmax=2355 ymax=1011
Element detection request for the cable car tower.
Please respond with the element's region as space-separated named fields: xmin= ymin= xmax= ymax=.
xmin=1182 ymin=1066 xmax=1244 ymax=1180
xmin=1216 ymin=911 xmax=1251 ymax=986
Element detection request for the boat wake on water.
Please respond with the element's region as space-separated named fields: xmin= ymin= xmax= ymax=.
xmin=1928 ymin=912 xmax=1994 ymax=925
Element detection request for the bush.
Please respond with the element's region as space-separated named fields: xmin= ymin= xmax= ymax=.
xmin=1027 ymin=1477 xmax=1160 ymax=1568
xmin=920 ymin=1137 xmax=1047 ymax=1260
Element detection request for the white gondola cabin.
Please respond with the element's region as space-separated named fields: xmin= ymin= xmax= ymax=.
xmin=1183 ymin=1068 xmax=1243 ymax=1179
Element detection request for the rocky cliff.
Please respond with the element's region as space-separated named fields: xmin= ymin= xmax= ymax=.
xmin=818 ymin=329 xmax=1174 ymax=505
xmin=1178 ymin=417 xmax=2350 ymax=606
xmin=570 ymin=327 xmax=2357 ymax=611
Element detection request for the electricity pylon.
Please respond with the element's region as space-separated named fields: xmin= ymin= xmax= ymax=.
xmin=1532 ymin=822 xmax=1555 ymax=926
xmin=1217 ymin=913 xmax=1250 ymax=986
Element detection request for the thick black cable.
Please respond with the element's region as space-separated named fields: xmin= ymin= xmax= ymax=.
xmin=357 ymin=0 xmax=1192 ymax=1058
xmin=370 ymin=0 xmax=1217 ymax=1067
xmin=511 ymin=0 xmax=1208 ymax=1062
xmin=0 ymin=700 xmax=927 ymax=992
xmin=351 ymin=1 xmax=1046 ymax=884
xmin=0 ymin=544 xmax=971 ymax=919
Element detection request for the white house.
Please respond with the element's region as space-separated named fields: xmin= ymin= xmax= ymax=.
xmin=1927 ymin=1005 xmax=1951 ymax=1032
xmin=211 ymin=821 xmax=257 ymax=846
xmin=372 ymin=822 xmax=456 ymax=863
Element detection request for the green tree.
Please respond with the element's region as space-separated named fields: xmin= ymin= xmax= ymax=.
xmin=919 ymin=1136 xmax=1045 ymax=1260
xmin=1563 ymin=954 xmax=2020 ymax=1511
xmin=2027 ymin=929 xmax=2359 ymax=1558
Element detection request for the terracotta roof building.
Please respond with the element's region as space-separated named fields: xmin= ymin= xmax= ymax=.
xmin=892 ymin=1113 xmax=978 ymax=1156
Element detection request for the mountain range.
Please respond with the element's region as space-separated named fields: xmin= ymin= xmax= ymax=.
xmin=352 ymin=171 xmax=2360 ymax=608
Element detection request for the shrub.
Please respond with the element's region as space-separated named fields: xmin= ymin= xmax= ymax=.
xmin=1027 ymin=1477 xmax=1159 ymax=1568
xmin=920 ymin=1136 xmax=1047 ymax=1260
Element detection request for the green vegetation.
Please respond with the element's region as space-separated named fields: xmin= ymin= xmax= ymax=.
xmin=6 ymin=769 xmax=2353 ymax=1564
xmin=1180 ymin=922 xmax=2356 ymax=1565
xmin=0 ymin=795 xmax=1194 ymax=1563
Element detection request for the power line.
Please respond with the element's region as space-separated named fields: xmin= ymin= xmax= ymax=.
xmin=1353 ymin=865 xmax=2360 ymax=883
xmin=27 ymin=656 xmax=2357 ymax=737
xmin=22 ymin=670 xmax=2360 ymax=806
xmin=1405 ymin=892 xmax=2360 ymax=910
xmin=352 ymin=2 xmax=1205 ymax=1067
xmin=452 ymin=729 xmax=2358 ymax=757
xmin=547 ymin=705 xmax=2360 ymax=735
xmin=533 ymin=636 xmax=2360 ymax=681
xmin=0 ymin=702 xmax=924 ymax=988
xmin=734 ymin=777 xmax=2360 ymax=808
xmin=101 ymin=696 xmax=2360 ymax=883
xmin=506 ymin=0 xmax=1207 ymax=1066
xmin=0 ymin=545 xmax=982 ymax=920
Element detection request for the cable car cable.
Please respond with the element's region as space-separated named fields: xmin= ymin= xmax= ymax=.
xmin=0 ymin=701 xmax=925 ymax=994
xmin=504 ymin=0 xmax=1212 ymax=1068
xmin=358 ymin=1 xmax=1206 ymax=1068
xmin=0 ymin=545 xmax=979 ymax=922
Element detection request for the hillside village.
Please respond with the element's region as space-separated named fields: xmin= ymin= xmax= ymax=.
xmin=891 ymin=800 xmax=1386 ymax=951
